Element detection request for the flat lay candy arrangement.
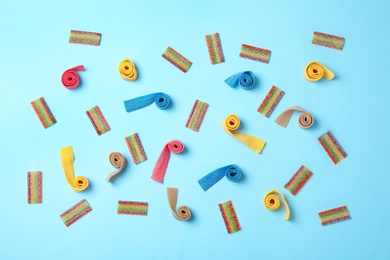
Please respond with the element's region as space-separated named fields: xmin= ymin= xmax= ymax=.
xmin=27 ymin=29 xmax=351 ymax=232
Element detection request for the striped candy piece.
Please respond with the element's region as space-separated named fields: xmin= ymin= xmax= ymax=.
xmin=69 ymin=30 xmax=101 ymax=46
xmin=27 ymin=171 xmax=42 ymax=204
xmin=185 ymin=100 xmax=209 ymax=132
xmin=162 ymin=46 xmax=192 ymax=73
xmin=205 ymin=33 xmax=225 ymax=64
xmin=318 ymin=206 xmax=350 ymax=226
xmin=117 ymin=201 xmax=148 ymax=215
xmin=318 ymin=131 xmax=347 ymax=164
xmin=125 ymin=133 xmax=147 ymax=164
xmin=30 ymin=97 xmax=56 ymax=129
xmin=219 ymin=200 xmax=241 ymax=234
xmin=257 ymin=86 xmax=285 ymax=117
xmin=312 ymin=31 xmax=345 ymax=51
xmin=239 ymin=44 xmax=271 ymax=63
xmin=60 ymin=199 xmax=92 ymax=227
xmin=86 ymin=105 xmax=111 ymax=135
xmin=284 ymin=166 xmax=313 ymax=195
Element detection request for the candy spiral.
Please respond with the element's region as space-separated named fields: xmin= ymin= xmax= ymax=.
xmin=275 ymin=105 xmax=314 ymax=129
xmin=263 ymin=190 xmax=290 ymax=220
xmin=60 ymin=146 xmax=89 ymax=192
xmin=167 ymin=140 xmax=184 ymax=154
xmin=225 ymin=164 xmax=242 ymax=182
xmin=106 ymin=152 xmax=126 ymax=183
xmin=167 ymin=187 xmax=192 ymax=221
xmin=72 ymin=176 xmax=89 ymax=192
xmin=151 ymin=140 xmax=184 ymax=183
xmin=238 ymin=71 xmax=255 ymax=90
xmin=198 ymin=164 xmax=243 ymax=191
xmin=154 ymin=93 xmax=171 ymax=109
xmin=176 ymin=206 xmax=192 ymax=221
xmin=118 ymin=58 xmax=138 ymax=81
xmin=222 ymin=114 xmax=265 ymax=153
xmin=61 ymin=65 xmax=85 ymax=89
xmin=223 ymin=114 xmax=240 ymax=131
xmin=225 ymin=71 xmax=256 ymax=90
xmin=124 ymin=92 xmax=171 ymax=113
xmin=298 ymin=112 xmax=314 ymax=129
xmin=304 ymin=61 xmax=334 ymax=82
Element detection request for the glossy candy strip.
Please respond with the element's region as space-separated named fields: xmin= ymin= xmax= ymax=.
xmin=30 ymin=97 xmax=56 ymax=129
xmin=275 ymin=105 xmax=314 ymax=129
xmin=312 ymin=31 xmax=345 ymax=50
xmin=222 ymin=114 xmax=265 ymax=153
xmin=60 ymin=146 xmax=89 ymax=192
xmin=224 ymin=71 xmax=255 ymax=90
xmin=257 ymin=86 xmax=284 ymax=118
xmin=185 ymin=100 xmax=209 ymax=132
xmin=125 ymin=133 xmax=147 ymax=164
xmin=69 ymin=30 xmax=101 ymax=46
xmin=117 ymin=201 xmax=148 ymax=215
xmin=166 ymin=187 xmax=191 ymax=221
xmin=118 ymin=58 xmax=137 ymax=81
xmin=304 ymin=61 xmax=334 ymax=82
xmin=318 ymin=131 xmax=347 ymax=164
xmin=124 ymin=92 xmax=171 ymax=112
xmin=239 ymin=44 xmax=271 ymax=63
xmin=151 ymin=140 xmax=184 ymax=183
xmin=284 ymin=166 xmax=313 ymax=195
xmin=162 ymin=46 xmax=192 ymax=72
xmin=27 ymin=171 xmax=42 ymax=204
xmin=318 ymin=206 xmax=350 ymax=225
xmin=205 ymin=33 xmax=224 ymax=64
xmin=106 ymin=152 xmax=126 ymax=183
xmin=198 ymin=164 xmax=242 ymax=191
xmin=263 ymin=190 xmax=290 ymax=220
xmin=86 ymin=105 xmax=110 ymax=135
xmin=219 ymin=200 xmax=241 ymax=234
xmin=60 ymin=199 xmax=92 ymax=227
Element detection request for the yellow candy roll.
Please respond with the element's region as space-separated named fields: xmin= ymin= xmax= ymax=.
xmin=60 ymin=146 xmax=89 ymax=192
xmin=222 ymin=114 xmax=265 ymax=153
xmin=304 ymin=61 xmax=334 ymax=82
xmin=263 ymin=190 xmax=290 ymax=220
xmin=119 ymin=58 xmax=138 ymax=81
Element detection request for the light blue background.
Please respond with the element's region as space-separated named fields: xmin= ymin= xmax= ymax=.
xmin=0 ymin=0 xmax=389 ymax=259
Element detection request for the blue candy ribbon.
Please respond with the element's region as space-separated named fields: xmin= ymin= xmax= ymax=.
xmin=198 ymin=164 xmax=242 ymax=191
xmin=124 ymin=92 xmax=171 ymax=112
xmin=224 ymin=71 xmax=255 ymax=90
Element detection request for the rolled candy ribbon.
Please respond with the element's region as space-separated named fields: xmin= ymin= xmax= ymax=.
xmin=166 ymin=187 xmax=191 ymax=221
xmin=124 ymin=92 xmax=171 ymax=112
xmin=118 ymin=58 xmax=138 ymax=81
xmin=61 ymin=65 xmax=85 ymax=89
xmin=263 ymin=190 xmax=290 ymax=220
xmin=198 ymin=164 xmax=242 ymax=191
xmin=304 ymin=61 xmax=334 ymax=82
xmin=151 ymin=140 xmax=184 ymax=183
xmin=275 ymin=105 xmax=314 ymax=129
xmin=224 ymin=71 xmax=255 ymax=90
xmin=222 ymin=114 xmax=266 ymax=153
xmin=60 ymin=146 xmax=89 ymax=192
xmin=106 ymin=152 xmax=126 ymax=183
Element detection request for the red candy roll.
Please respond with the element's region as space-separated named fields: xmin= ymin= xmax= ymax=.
xmin=61 ymin=65 xmax=85 ymax=90
xmin=167 ymin=140 xmax=184 ymax=154
xmin=151 ymin=140 xmax=184 ymax=183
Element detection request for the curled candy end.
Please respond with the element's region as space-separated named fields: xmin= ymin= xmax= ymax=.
xmin=177 ymin=205 xmax=191 ymax=221
xmin=155 ymin=93 xmax=171 ymax=110
xmin=224 ymin=114 xmax=240 ymax=131
xmin=168 ymin=140 xmax=184 ymax=154
xmin=72 ymin=176 xmax=89 ymax=192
